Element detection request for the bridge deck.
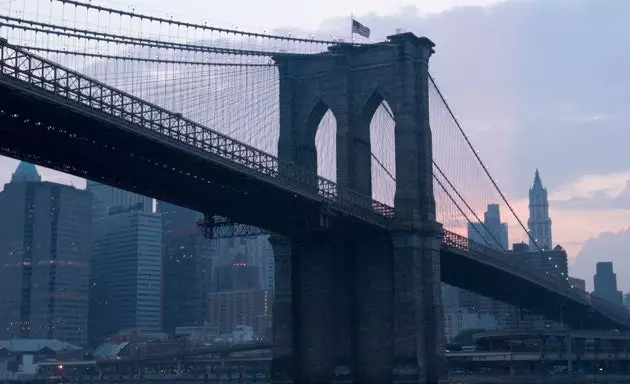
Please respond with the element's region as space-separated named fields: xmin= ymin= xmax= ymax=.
xmin=0 ymin=40 xmax=628 ymax=330
xmin=0 ymin=40 xmax=393 ymax=230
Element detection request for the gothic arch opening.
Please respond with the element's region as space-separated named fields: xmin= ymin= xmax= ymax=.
xmin=306 ymin=100 xmax=337 ymax=182
xmin=365 ymin=92 xmax=396 ymax=207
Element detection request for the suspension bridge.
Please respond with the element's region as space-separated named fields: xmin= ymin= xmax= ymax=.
xmin=0 ymin=1 xmax=629 ymax=383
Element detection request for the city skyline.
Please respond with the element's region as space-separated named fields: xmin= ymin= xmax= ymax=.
xmin=0 ymin=161 xmax=619 ymax=292
xmin=1 ymin=2 xmax=628 ymax=380
xmin=1 ymin=0 xmax=629 ymax=292
xmin=0 ymin=161 xmax=620 ymax=339
xmin=0 ymin=160 xmax=275 ymax=347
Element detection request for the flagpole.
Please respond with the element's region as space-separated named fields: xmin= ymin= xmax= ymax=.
xmin=350 ymin=13 xmax=354 ymax=42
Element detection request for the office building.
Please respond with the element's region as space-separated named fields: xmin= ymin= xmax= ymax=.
xmin=214 ymin=253 xmax=261 ymax=292
xmin=242 ymin=235 xmax=274 ymax=292
xmin=0 ymin=162 xmax=91 ymax=345
xmin=464 ymin=204 xmax=512 ymax=328
xmin=468 ymin=204 xmax=508 ymax=251
xmin=510 ymin=244 xmax=569 ymax=278
xmin=157 ymin=201 xmax=213 ymax=335
xmin=89 ymin=207 xmax=162 ymax=345
xmin=593 ymin=262 xmax=623 ymax=306
xmin=207 ymin=289 xmax=272 ymax=337
xmin=86 ymin=180 xmax=152 ymax=219
xmin=568 ymin=277 xmax=586 ymax=292
xmin=211 ymin=231 xmax=274 ymax=292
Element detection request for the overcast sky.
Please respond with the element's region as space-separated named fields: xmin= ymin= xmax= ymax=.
xmin=1 ymin=0 xmax=630 ymax=290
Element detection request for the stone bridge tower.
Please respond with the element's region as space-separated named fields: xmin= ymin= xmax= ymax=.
xmin=270 ymin=32 xmax=444 ymax=384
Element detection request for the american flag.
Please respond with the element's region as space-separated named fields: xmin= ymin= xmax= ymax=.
xmin=352 ymin=19 xmax=371 ymax=38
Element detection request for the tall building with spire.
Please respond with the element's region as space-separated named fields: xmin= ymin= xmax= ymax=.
xmin=528 ymin=169 xmax=552 ymax=250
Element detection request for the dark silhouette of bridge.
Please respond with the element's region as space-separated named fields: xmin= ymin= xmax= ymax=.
xmin=0 ymin=2 xmax=629 ymax=383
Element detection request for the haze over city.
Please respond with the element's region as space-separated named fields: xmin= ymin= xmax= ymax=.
xmin=2 ymin=0 xmax=628 ymax=290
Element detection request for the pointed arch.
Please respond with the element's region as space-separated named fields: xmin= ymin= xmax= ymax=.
xmin=362 ymin=89 xmax=396 ymax=206
xmin=301 ymin=98 xmax=338 ymax=182
xmin=304 ymin=95 xmax=338 ymax=143
xmin=361 ymin=85 xmax=397 ymax=124
xmin=305 ymin=99 xmax=331 ymax=142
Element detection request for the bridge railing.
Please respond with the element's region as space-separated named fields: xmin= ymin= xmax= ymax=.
xmin=588 ymin=294 xmax=630 ymax=324
xmin=443 ymin=229 xmax=630 ymax=326
xmin=0 ymin=40 xmax=394 ymax=226
xmin=442 ymin=230 xmax=587 ymax=303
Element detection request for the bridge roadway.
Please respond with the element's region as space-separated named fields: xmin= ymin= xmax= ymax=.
xmin=0 ymin=41 xmax=627 ymax=330
xmin=42 ymin=352 xmax=630 ymax=384
xmin=93 ymin=347 xmax=630 ymax=367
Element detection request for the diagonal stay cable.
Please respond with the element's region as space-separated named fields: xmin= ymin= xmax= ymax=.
xmin=433 ymin=171 xmax=495 ymax=250
xmin=371 ymin=152 xmax=395 ymax=182
xmin=428 ymin=76 xmax=590 ymax=303
xmin=380 ymin=102 xmax=506 ymax=251
xmin=433 ymin=162 xmax=506 ymax=251
xmin=428 ymin=75 xmax=540 ymax=253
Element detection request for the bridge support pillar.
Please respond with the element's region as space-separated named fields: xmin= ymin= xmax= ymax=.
xmin=271 ymin=227 xmax=445 ymax=384
xmin=291 ymin=231 xmax=345 ymax=383
xmin=269 ymin=234 xmax=295 ymax=383
xmin=271 ymin=231 xmax=358 ymax=384
xmin=354 ymin=236 xmax=394 ymax=383
xmin=272 ymin=31 xmax=444 ymax=384
xmin=391 ymin=223 xmax=445 ymax=384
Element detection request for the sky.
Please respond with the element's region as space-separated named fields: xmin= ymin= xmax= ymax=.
xmin=1 ymin=0 xmax=630 ymax=290
xmin=86 ymin=0 xmax=510 ymax=32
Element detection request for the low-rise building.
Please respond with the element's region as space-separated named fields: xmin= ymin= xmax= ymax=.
xmin=0 ymin=339 xmax=82 ymax=381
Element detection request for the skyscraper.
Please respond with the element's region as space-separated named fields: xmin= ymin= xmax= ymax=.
xmin=465 ymin=204 xmax=514 ymax=328
xmin=207 ymin=289 xmax=272 ymax=336
xmin=11 ymin=161 xmax=41 ymax=182
xmin=157 ymin=201 xmax=213 ymax=335
xmin=212 ymin=230 xmax=274 ymax=292
xmin=528 ymin=169 xmax=552 ymax=250
xmin=0 ymin=162 xmax=92 ymax=345
xmin=568 ymin=277 xmax=586 ymax=292
xmin=467 ymin=204 xmax=508 ymax=251
xmin=86 ymin=180 xmax=153 ymax=219
xmin=509 ymin=244 xmax=569 ymax=278
xmin=214 ymin=253 xmax=261 ymax=292
xmin=89 ymin=207 xmax=162 ymax=345
xmin=229 ymin=235 xmax=274 ymax=292
xmin=593 ymin=262 xmax=623 ymax=306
